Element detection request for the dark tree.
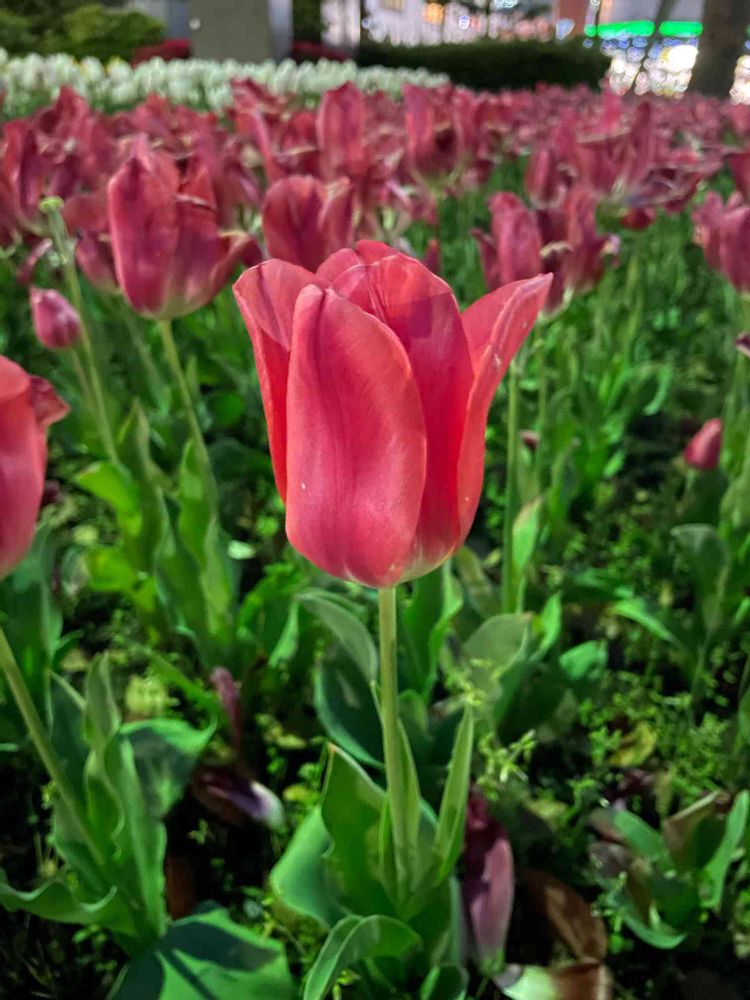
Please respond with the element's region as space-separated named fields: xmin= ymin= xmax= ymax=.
xmin=689 ymin=0 xmax=750 ymax=97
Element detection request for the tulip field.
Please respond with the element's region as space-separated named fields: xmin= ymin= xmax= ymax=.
xmin=1 ymin=63 xmax=750 ymax=999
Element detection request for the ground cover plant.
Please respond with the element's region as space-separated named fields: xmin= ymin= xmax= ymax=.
xmin=0 ymin=69 xmax=749 ymax=999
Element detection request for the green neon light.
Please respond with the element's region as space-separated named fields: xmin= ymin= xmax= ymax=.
xmin=584 ymin=20 xmax=704 ymax=38
xmin=661 ymin=20 xmax=702 ymax=36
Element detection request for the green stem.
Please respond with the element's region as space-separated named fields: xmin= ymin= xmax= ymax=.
xmin=0 ymin=628 xmax=107 ymax=872
xmin=502 ymin=362 xmax=520 ymax=614
xmin=378 ymin=587 xmax=409 ymax=899
xmin=44 ymin=203 xmax=118 ymax=463
xmin=157 ymin=318 xmax=218 ymax=510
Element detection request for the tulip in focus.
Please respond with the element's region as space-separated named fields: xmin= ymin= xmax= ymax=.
xmin=683 ymin=418 xmax=722 ymax=471
xmin=107 ymin=139 xmax=256 ymax=319
xmin=234 ymin=241 xmax=550 ymax=588
xmin=30 ymin=287 xmax=81 ymax=351
xmin=0 ymin=357 xmax=68 ymax=580
xmin=462 ymin=794 xmax=515 ymax=969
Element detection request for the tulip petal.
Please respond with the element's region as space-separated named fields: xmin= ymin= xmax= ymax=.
xmin=108 ymin=152 xmax=179 ymax=317
xmin=233 ymin=260 xmax=316 ymax=500
xmin=458 ymin=275 xmax=551 ymax=537
xmin=314 ymin=239 xmax=395 ymax=285
xmin=331 ymin=254 xmax=474 ymax=571
xmin=285 ymin=286 xmax=426 ymax=587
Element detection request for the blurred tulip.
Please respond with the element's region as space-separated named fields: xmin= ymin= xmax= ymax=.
xmin=521 ymin=429 xmax=540 ymax=452
xmin=736 ymin=332 xmax=750 ymax=359
xmin=422 ymin=237 xmax=441 ymax=276
xmin=0 ymin=357 xmax=68 ymax=580
xmin=234 ymin=242 xmax=550 ymax=587
xmin=30 ymin=287 xmax=80 ymax=350
xmin=107 ymin=140 xmax=255 ymax=319
xmin=261 ymin=175 xmax=354 ymax=272
xmin=683 ymin=418 xmax=722 ymax=471
xmin=463 ymin=794 xmax=515 ymax=968
xmin=728 ymin=146 xmax=750 ymax=201
xmin=694 ymin=193 xmax=750 ymax=295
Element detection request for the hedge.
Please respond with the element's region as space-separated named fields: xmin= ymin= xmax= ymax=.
xmin=358 ymin=38 xmax=610 ymax=91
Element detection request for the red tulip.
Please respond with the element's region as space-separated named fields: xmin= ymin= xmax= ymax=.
xmin=0 ymin=357 xmax=68 ymax=580
xmin=234 ymin=242 xmax=550 ymax=587
xmin=683 ymin=418 xmax=722 ymax=471
xmin=693 ymin=193 xmax=750 ymax=295
xmin=30 ymin=287 xmax=80 ymax=350
xmin=462 ymin=794 xmax=515 ymax=968
xmin=261 ymin=176 xmax=354 ymax=273
xmin=107 ymin=140 xmax=255 ymax=319
xmin=316 ymin=82 xmax=367 ymax=179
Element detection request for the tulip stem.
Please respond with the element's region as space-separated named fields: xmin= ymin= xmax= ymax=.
xmin=501 ymin=362 xmax=520 ymax=614
xmin=378 ymin=586 xmax=409 ymax=903
xmin=0 ymin=627 xmax=107 ymax=874
xmin=43 ymin=202 xmax=118 ymax=464
xmin=157 ymin=318 xmax=218 ymax=511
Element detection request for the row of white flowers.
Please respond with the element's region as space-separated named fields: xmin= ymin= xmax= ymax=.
xmin=0 ymin=49 xmax=448 ymax=117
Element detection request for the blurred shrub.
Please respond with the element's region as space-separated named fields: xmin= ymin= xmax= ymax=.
xmin=293 ymin=0 xmax=324 ymax=43
xmin=358 ymin=38 xmax=609 ymax=91
xmin=0 ymin=9 xmax=36 ymax=54
xmin=48 ymin=3 xmax=165 ymax=62
xmin=132 ymin=37 xmax=191 ymax=65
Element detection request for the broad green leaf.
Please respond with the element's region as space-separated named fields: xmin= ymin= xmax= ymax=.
xmin=113 ymin=902 xmax=296 ymax=999
xmin=513 ymin=496 xmax=542 ymax=578
xmin=320 ymin=747 xmax=394 ymax=917
xmin=48 ymin=674 xmax=87 ymax=801
xmin=433 ymin=709 xmax=474 ymax=882
xmin=611 ymin=811 xmax=669 ymax=865
xmin=76 ymin=461 xmax=141 ymax=526
xmin=672 ymin=524 xmax=730 ymax=633
xmin=270 ymin=808 xmax=341 ymax=929
xmin=420 ymin=965 xmax=469 ymax=1000
xmin=86 ymin=545 xmax=139 ymax=593
xmin=619 ymin=897 xmax=687 ymax=950
xmin=0 ymin=873 xmax=134 ymax=936
xmin=402 ymin=563 xmax=463 ymax=697
xmin=454 ymin=546 xmax=503 ymax=619
xmin=301 ymin=590 xmax=377 ymax=679
xmin=123 ymin=717 xmax=214 ymax=820
xmin=702 ymin=791 xmax=749 ymax=909
xmin=313 ymin=651 xmax=382 ymax=768
xmin=611 ymin=597 xmax=681 ymax=646
xmin=463 ymin=614 xmax=531 ymax=724
xmin=303 ymin=914 xmax=421 ymax=1000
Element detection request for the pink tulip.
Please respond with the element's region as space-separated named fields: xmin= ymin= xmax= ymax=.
xmin=107 ymin=140 xmax=255 ymax=319
xmin=683 ymin=418 xmax=722 ymax=471
xmin=234 ymin=241 xmax=550 ymax=587
xmin=462 ymin=794 xmax=515 ymax=967
xmin=261 ymin=176 xmax=354 ymax=272
xmin=729 ymin=146 xmax=750 ymax=202
xmin=30 ymin=287 xmax=80 ymax=350
xmin=0 ymin=357 xmax=68 ymax=579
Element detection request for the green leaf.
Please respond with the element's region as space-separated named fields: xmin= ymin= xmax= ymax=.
xmin=463 ymin=614 xmax=531 ymax=723
xmin=48 ymin=674 xmax=87 ymax=802
xmin=123 ymin=717 xmax=214 ymax=820
xmin=420 ymin=965 xmax=469 ymax=1000
xmin=270 ymin=808 xmax=341 ymax=929
xmin=513 ymin=496 xmax=542 ymax=578
xmin=77 ymin=461 xmax=141 ymax=526
xmin=0 ymin=873 xmax=134 ymax=936
xmin=702 ymin=791 xmax=749 ymax=909
xmin=313 ymin=650 xmax=382 ymax=768
xmin=113 ymin=902 xmax=296 ymax=999
xmin=402 ymin=563 xmax=463 ymax=697
xmin=432 ymin=709 xmax=474 ymax=882
xmin=558 ymin=642 xmax=606 ymax=699
xmin=611 ymin=597 xmax=681 ymax=646
xmin=672 ymin=524 xmax=730 ymax=633
xmin=454 ymin=546 xmax=503 ymax=619
xmin=320 ymin=747 xmax=394 ymax=917
xmin=303 ymin=914 xmax=421 ymax=1000
xmin=301 ymin=590 xmax=377 ymax=679
xmin=611 ymin=811 xmax=669 ymax=864
xmin=86 ymin=545 xmax=139 ymax=593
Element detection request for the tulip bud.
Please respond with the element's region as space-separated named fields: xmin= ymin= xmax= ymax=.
xmin=463 ymin=794 xmax=515 ymax=970
xmin=30 ymin=287 xmax=80 ymax=351
xmin=520 ymin=429 xmax=540 ymax=452
xmin=736 ymin=332 xmax=750 ymax=360
xmin=683 ymin=418 xmax=722 ymax=471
